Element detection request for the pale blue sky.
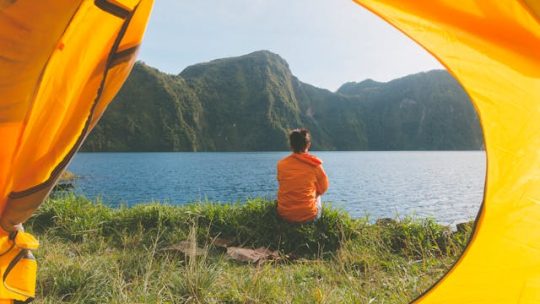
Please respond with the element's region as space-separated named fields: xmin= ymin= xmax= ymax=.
xmin=139 ymin=0 xmax=443 ymax=91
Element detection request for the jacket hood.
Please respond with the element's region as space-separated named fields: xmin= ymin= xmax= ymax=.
xmin=291 ymin=152 xmax=323 ymax=167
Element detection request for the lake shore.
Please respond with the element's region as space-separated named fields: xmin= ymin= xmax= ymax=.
xmin=29 ymin=195 xmax=472 ymax=303
xmin=68 ymin=151 xmax=485 ymax=225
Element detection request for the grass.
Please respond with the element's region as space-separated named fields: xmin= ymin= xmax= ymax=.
xmin=26 ymin=194 xmax=473 ymax=303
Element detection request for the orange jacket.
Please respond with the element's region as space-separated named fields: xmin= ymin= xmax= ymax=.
xmin=277 ymin=153 xmax=329 ymax=222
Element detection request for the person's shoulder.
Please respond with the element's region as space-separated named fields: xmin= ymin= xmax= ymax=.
xmin=277 ymin=154 xmax=293 ymax=166
xmin=309 ymin=154 xmax=325 ymax=170
xmin=279 ymin=153 xmax=294 ymax=161
xmin=309 ymin=153 xmax=323 ymax=162
xmin=305 ymin=153 xmax=324 ymax=166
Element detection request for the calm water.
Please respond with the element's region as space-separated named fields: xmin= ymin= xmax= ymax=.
xmin=68 ymin=151 xmax=485 ymax=225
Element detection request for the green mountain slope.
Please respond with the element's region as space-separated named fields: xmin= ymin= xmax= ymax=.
xmin=82 ymin=51 xmax=482 ymax=151
xmin=337 ymin=71 xmax=483 ymax=150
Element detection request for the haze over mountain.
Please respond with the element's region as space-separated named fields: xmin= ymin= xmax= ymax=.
xmin=82 ymin=51 xmax=483 ymax=152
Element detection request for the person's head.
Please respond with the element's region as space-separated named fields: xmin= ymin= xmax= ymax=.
xmin=289 ymin=128 xmax=311 ymax=153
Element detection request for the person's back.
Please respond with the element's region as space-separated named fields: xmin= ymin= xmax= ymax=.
xmin=277 ymin=129 xmax=329 ymax=223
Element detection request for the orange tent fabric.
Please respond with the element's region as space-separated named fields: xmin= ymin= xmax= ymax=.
xmin=0 ymin=3 xmax=153 ymax=301
xmin=352 ymin=1 xmax=540 ymax=303
xmin=0 ymin=0 xmax=153 ymax=230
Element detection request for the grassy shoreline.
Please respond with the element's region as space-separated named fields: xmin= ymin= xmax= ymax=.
xmin=28 ymin=195 xmax=472 ymax=303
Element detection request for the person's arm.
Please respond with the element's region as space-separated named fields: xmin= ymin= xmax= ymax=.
xmin=315 ymin=165 xmax=329 ymax=195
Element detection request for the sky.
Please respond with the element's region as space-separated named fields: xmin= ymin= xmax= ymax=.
xmin=138 ymin=0 xmax=444 ymax=91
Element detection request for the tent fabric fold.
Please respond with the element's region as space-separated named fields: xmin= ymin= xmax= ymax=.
xmin=0 ymin=0 xmax=153 ymax=224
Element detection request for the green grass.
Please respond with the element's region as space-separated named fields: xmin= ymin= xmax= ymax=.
xmin=27 ymin=195 xmax=473 ymax=303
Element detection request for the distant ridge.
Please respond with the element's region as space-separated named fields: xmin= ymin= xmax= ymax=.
xmin=83 ymin=51 xmax=483 ymax=152
xmin=337 ymin=79 xmax=383 ymax=95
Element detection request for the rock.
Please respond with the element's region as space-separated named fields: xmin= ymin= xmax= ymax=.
xmin=376 ymin=218 xmax=397 ymax=226
xmin=52 ymin=183 xmax=74 ymax=192
xmin=212 ymin=238 xmax=233 ymax=248
xmin=226 ymin=246 xmax=280 ymax=263
xmin=59 ymin=170 xmax=77 ymax=182
xmin=162 ymin=241 xmax=205 ymax=256
xmin=52 ymin=170 xmax=77 ymax=193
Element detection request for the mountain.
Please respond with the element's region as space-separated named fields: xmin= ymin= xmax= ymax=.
xmin=82 ymin=50 xmax=483 ymax=151
xmin=337 ymin=70 xmax=483 ymax=150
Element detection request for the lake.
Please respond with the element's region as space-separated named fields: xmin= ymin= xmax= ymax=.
xmin=68 ymin=151 xmax=485 ymax=225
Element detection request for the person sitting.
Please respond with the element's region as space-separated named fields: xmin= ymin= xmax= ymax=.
xmin=277 ymin=128 xmax=329 ymax=223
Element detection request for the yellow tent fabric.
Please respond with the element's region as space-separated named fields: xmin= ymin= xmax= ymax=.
xmin=0 ymin=0 xmax=153 ymax=229
xmin=352 ymin=0 xmax=540 ymax=303
xmin=0 ymin=0 xmax=153 ymax=302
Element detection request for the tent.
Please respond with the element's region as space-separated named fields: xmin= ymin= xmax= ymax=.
xmin=0 ymin=0 xmax=154 ymax=302
xmin=352 ymin=1 xmax=540 ymax=303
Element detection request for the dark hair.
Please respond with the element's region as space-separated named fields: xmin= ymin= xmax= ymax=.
xmin=289 ymin=128 xmax=311 ymax=153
